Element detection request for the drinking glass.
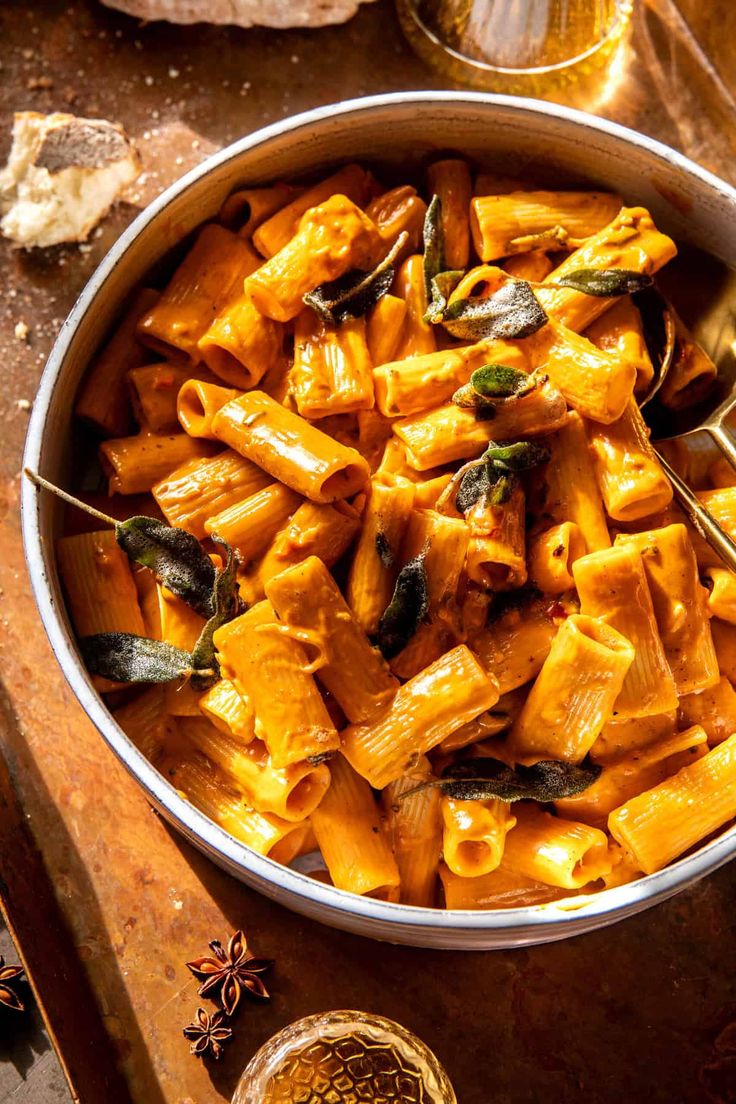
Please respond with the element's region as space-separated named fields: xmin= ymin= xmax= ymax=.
xmin=396 ymin=0 xmax=634 ymax=103
xmin=232 ymin=1010 xmax=457 ymax=1103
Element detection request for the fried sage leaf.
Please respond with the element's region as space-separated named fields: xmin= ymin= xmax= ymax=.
xmin=404 ymin=757 xmax=601 ymax=803
xmin=442 ymin=279 xmax=547 ymax=342
xmin=424 ymin=269 xmax=464 ymax=324
xmin=304 ymin=232 xmax=408 ymax=325
xmin=116 ymin=516 xmax=217 ymax=619
xmin=190 ymin=541 xmax=242 ymax=690
xmin=422 ymin=194 xmax=445 ymax=303
xmin=80 ymin=633 xmax=193 ymax=683
xmin=455 ymin=440 xmax=551 ymax=513
xmin=375 ymin=531 xmax=395 ymax=569
xmin=377 ymin=553 xmax=429 ymax=659
xmin=550 ymin=267 xmax=653 ymax=297
xmin=453 ymin=363 xmax=534 ymax=409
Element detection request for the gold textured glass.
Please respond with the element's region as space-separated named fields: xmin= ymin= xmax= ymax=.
xmin=232 ymin=1011 xmax=457 ymax=1103
xmin=396 ymin=0 xmax=634 ymax=102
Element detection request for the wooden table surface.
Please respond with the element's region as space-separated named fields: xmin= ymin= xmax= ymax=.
xmin=1 ymin=1 xmax=735 ymax=1101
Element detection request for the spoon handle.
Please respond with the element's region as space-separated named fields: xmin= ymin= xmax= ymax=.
xmin=704 ymin=423 xmax=736 ymax=471
xmin=656 ymin=448 xmax=736 ymax=572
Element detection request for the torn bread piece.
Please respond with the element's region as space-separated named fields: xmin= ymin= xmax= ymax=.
xmin=0 ymin=112 xmax=140 ymax=248
xmin=101 ymin=0 xmax=375 ymax=28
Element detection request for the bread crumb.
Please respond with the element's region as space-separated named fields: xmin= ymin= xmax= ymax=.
xmin=14 ymin=320 xmax=29 ymax=341
xmin=16 ymin=398 xmax=32 ymax=411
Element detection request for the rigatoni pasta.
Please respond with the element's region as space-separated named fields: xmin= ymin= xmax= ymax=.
xmin=56 ymin=156 xmax=733 ymax=913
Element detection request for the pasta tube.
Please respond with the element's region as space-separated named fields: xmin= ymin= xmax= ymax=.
xmin=292 ymin=311 xmax=374 ymax=419
xmin=113 ymin=685 xmax=170 ymax=762
xmin=427 ymin=158 xmax=472 ymax=269
xmin=310 ymin=754 xmax=400 ymax=899
xmin=177 ymin=380 xmax=241 ymax=439
xmin=265 ymin=556 xmax=398 ymax=723
xmin=471 ymin=598 xmax=559 ymax=695
xmin=346 ymin=478 xmax=415 ymax=635
xmin=590 ymin=712 xmax=677 ymax=764
xmin=390 ymin=509 xmax=469 ymax=679
xmin=536 ymin=207 xmax=677 ymax=332
xmin=374 ymin=342 xmax=490 ymax=417
xmin=608 ymin=732 xmax=736 ymax=874
xmin=57 ymin=530 xmax=145 ymax=637
xmin=542 ymin=411 xmax=611 ymax=553
xmin=137 ymin=225 xmax=261 ymax=361
xmin=240 ymin=499 xmax=360 ymax=604
xmin=585 ymin=294 xmax=655 ymax=394
xmin=712 ymin=619 xmax=736 ymax=682
xmin=205 ymin=483 xmax=302 ymax=565
xmin=76 ymin=287 xmax=159 ymax=437
xmin=440 ymin=862 xmax=571 ymax=910
xmin=198 ymin=292 xmax=283 ymax=390
xmin=382 ymin=757 xmax=442 ymax=907
xmin=502 ymin=806 xmax=613 ymax=889
xmin=528 ymin=522 xmax=586 ymax=595
xmin=152 ymin=449 xmax=271 ymax=538
xmin=509 ymin=615 xmax=634 ymax=763
xmin=100 ymin=431 xmax=217 ymax=495
xmin=503 ymin=252 xmax=554 ymax=282
xmin=470 ymin=189 xmax=621 ymax=262
xmin=179 ymin=716 xmax=330 ymax=822
xmin=219 ymin=182 xmax=297 ymax=236
xmin=391 ymin=254 xmax=437 ymax=359
xmin=246 ymin=195 xmax=381 ymax=322
xmin=393 ymin=384 xmax=567 ymax=471
xmin=214 ymin=600 xmax=340 ymax=768
xmin=556 ymin=725 xmax=708 ymax=828
xmin=212 ymin=391 xmax=370 ymax=503
xmin=441 ymin=796 xmax=516 ymax=878
xmin=586 ymin=400 xmax=672 ymax=522
xmin=163 ymin=752 xmax=307 ymax=864
xmin=128 ymin=361 xmax=210 ymax=434
xmin=366 ymin=293 xmax=408 ymax=366
xmin=464 ymin=483 xmax=527 ymax=591
xmin=678 ymin=676 xmax=736 ymax=747
xmin=703 ymin=567 xmax=736 ymax=624
xmin=573 ymin=544 xmax=678 ymax=718
xmin=365 ymin=185 xmax=426 ymax=255
xmin=616 ymin=526 xmax=719 ymax=695
xmin=252 ymin=163 xmax=371 ymax=257
xmin=199 ymin=679 xmax=256 ymax=744
xmin=342 ymin=645 xmax=499 ymax=788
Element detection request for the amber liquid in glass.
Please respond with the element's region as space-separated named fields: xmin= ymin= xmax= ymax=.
xmin=263 ymin=1032 xmax=429 ymax=1103
xmin=397 ymin=0 xmax=633 ymax=103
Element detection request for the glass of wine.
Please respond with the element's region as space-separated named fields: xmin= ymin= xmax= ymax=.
xmin=396 ymin=0 xmax=634 ymax=104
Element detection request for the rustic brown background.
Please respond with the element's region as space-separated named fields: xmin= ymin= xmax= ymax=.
xmin=1 ymin=1 xmax=735 ymax=1101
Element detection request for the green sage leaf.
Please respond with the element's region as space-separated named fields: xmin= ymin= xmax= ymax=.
xmin=442 ymin=280 xmax=547 ymax=341
xmin=424 ymin=269 xmax=464 ymax=324
xmin=304 ymin=232 xmax=407 ymax=325
xmin=550 ymin=267 xmax=653 ymax=297
xmin=471 ymin=364 xmax=533 ymax=398
xmin=404 ymin=757 xmax=601 ymax=803
xmin=190 ymin=541 xmax=243 ymax=691
xmin=453 ymin=364 xmax=535 ymax=410
xmin=483 ymin=440 xmax=550 ymax=473
xmin=116 ymin=516 xmax=216 ymax=619
xmin=80 ymin=633 xmax=192 ymax=684
xmin=455 ymin=440 xmax=550 ymax=513
xmin=422 ymin=195 xmax=445 ymax=302
xmin=377 ymin=553 xmax=429 ymax=659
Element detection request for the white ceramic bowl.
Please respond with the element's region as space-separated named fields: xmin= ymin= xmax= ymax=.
xmin=22 ymin=92 xmax=736 ymax=949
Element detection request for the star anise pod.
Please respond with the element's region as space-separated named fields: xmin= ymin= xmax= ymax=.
xmin=0 ymin=956 xmax=25 ymax=1013
xmin=183 ymin=1006 xmax=232 ymax=1060
xmin=186 ymin=930 xmax=272 ymax=1016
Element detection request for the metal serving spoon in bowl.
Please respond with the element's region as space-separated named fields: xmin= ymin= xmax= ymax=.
xmin=637 ymin=281 xmax=736 ymax=571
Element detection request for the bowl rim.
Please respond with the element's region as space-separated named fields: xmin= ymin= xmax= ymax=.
xmin=22 ymin=90 xmax=736 ymax=939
